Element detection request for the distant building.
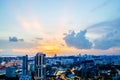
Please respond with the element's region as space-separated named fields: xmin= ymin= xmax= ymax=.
xmin=19 ymin=75 xmax=32 ymax=80
xmin=81 ymin=60 xmax=94 ymax=67
xmin=94 ymin=59 xmax=103 ymax=65
xmin=35 ymin=52 xmax=46 ymax=80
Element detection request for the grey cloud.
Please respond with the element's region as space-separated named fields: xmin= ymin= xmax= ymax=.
xmin=19 ymin=39 xmax=24 ymax=41
xmin=94 ymin=32 xmax=120 ymax=50
xmin=9 ymin=37 xmax=18 ymax=42
xmin=89 ymin=18 xmax=120 ymax=49
xmin=9 ymin=36 xmax=24 ymax=42
xmin=63 ymin=30 xmax=92 ymax=49
xmin=0 ymin=39 xmax=36 ymax=49
xmin=89 ymin=18 xmax=120 ymax=29
xmin=63 ymin=33 xmax=67 ymax=35
xmin=35 ymin=37 xmax=43 ymax=40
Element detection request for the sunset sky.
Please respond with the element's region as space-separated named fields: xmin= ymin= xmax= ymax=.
xmin=0 ymin=0 xmax=120 ymax=56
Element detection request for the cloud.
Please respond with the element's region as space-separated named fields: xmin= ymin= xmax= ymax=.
xmin=94 ymin=30 xmax=120 ymax=50
xmin=89 ymin=18 xmax=120 ymax=29
xmin=19 ymin=39 xmax=24 ymax=41
xmin=35 ymin=37 xmax=43 ymax=40
xmin=63 ymin=33 xmax=68 ymax=35
xmin=91 ymin=0 xmax=111 ymax=12
xmin=64 ymin=17 xmax=120 ymax=50
xmin=31 ymin=37 xmax=43 ymax=43
xmin=17 ymin=15 xmax=42 ymax=33
xmin=9 ymin=36 xmax=24 ymax=42
xmin=88 ymin=18 xmax=120 ymax=49
xmin=9 ymin=37 xmax=18 ymax=42
xmin=0 ymin=39 xmax=36 ymax=49
xmin=0 ymin=38 xmax=37 ymax=56
xmin=63 ymin=30 xmax=92 ymax=49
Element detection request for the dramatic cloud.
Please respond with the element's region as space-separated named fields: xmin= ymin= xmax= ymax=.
xmin=63 ymin=30 xmax=92 ymax=49
xmin=9 ymin=36 xmax=24 ymax=42
xmin=89 ymin=18 xmax=120 ymax=49
xmin=63 ymin=18 xmax=120 ymax=50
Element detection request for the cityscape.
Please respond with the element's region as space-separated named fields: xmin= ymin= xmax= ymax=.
xmin=0 ymin=53 xmax=120 ymax=80
xmin=0 ymin=0 xmax=120 ymax=80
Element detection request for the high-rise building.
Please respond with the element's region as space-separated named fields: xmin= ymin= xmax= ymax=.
xmin=20 ymin=55 xmax=32 ymax=80
xmin=22 ymin=55 xmax=28 ymax=75
xmin=35 ymin=52 xmax=46 ymax=80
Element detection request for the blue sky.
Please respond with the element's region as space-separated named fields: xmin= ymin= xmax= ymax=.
xmin=0 ymin=0 xmax=120 ymax=56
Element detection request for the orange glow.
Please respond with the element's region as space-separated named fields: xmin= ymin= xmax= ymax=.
xmin=12 ymin=49 xmax=28 ymax=53
xmin=12 ymin=43 xmax=61 ymax=55
xmin=12 ymin=46 xmax=120 ymax=56
xmin=38 ymin=43 xmax=61 ymax=54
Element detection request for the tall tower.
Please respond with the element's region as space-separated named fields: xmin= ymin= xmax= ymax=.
xmin=20 ymin=55 xmax=32 ymax=80
xmin=22 ymin=55 xmax=28 ymax=75
xmin=35 ymin=52 xmax=46 ymax=80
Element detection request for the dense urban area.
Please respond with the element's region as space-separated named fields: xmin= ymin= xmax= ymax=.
xmin=0 ymin=53 xmax=120 ymax=80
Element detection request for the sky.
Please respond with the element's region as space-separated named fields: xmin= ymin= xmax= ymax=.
xmin=0 ymin=0 xmax=120 ymax=56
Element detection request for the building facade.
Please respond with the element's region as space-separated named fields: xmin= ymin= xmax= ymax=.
xmin=35 ymin=52 xmax=46 ymax=80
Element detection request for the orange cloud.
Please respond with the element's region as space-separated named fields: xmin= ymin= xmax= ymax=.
xmin=17 ymin=15 xmax=42 ymax=33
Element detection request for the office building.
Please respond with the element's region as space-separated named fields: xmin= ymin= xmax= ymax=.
xmin=35 ymin=52 xmax=46 ymax=80
xmin=22 ymin=55 xmax=28 ymax=75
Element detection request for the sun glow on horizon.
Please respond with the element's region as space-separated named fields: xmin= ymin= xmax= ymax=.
xmin=37 ymin=43 xmax=61 ymax=55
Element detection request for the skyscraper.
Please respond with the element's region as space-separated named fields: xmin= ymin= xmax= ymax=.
xmin=20 ymin=55 xmax=32 ymax=80
xmin=22 ymin=55 xmax=28 ymax=75
xmin=35 ymin=52 xmax=46 ymax=80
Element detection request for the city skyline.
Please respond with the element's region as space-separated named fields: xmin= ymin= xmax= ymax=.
xmin=0 ymin=0 xmax=120 ymax=56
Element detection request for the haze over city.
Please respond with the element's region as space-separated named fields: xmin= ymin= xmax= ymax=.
xmin=0 ymin=0 xmax=120 ymax=56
